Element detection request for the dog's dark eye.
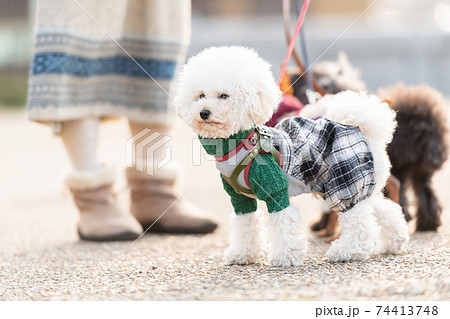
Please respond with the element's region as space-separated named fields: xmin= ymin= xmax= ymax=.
xmin=199 ymin=93 xmax=205 ymax=99
xmin=219 ymin=93 xmax=229 ymax=100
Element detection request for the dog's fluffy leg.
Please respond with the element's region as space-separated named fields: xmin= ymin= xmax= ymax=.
xmin=371 ymin=195 xmax=410 ymax=255
xmin=268 ymin=205 xmax=308 ymax=267
xmin=327 ymin=200 xmax=379 ymax=262
xmin=225 ymin=210 xmax=262 ymax=265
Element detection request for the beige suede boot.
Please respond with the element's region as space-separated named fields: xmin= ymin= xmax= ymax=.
xmin=126 ymin=166 xmax=218 ymax=234
xmin=66 ymin=165 xmax=143 ymax=241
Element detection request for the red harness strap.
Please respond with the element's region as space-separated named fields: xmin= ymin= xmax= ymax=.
xmin=277 ymin=0 xmax=311 ymax=87
xmin=214 ymin=130 xmax=256 ymax=162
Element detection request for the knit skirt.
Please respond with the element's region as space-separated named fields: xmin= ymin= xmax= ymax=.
xmin=27 ymin=0 xmax=191 ymax=126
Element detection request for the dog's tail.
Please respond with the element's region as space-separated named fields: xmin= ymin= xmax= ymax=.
xmin=316 ymin=91 xmax=396 ymax=145
xmin=313 ymin=91 xmax=397 ymax=191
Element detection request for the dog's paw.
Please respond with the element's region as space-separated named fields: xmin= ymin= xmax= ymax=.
xmin=326 ymin=240 xmax=370 ymax=262
xmin=224 ymin=248 xmax=259 ymax=265
xmin=269 ymin=250 xmax=305 ymax=267
xmin=377 ymin=234 xmax=409 ymax=255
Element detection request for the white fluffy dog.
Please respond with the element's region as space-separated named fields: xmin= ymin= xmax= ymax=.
xmin=175 ymin=46 xmax=409 ymax=266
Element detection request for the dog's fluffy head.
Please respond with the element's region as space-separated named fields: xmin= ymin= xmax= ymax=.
xmin=175 ymin=46 xmax=281 ymax=138
xmin=312 ymin=52 xmax=367 ymax=94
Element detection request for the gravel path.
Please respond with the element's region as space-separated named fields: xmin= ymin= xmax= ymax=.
xmin=1 ymin=110 xmax=449 ymax=300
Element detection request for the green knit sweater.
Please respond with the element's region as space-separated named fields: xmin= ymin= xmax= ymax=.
xmin=199 ymin=128 xmax=290 ymax=215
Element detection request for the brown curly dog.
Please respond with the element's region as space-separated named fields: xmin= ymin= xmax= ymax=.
xmin=378 ymin=84 xmax=449 ymax=231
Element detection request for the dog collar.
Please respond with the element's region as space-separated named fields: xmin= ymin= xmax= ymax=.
xmin=198 ymin=127 xmax=255 ymax=157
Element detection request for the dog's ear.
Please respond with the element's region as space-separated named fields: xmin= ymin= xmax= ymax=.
xmin=337 ymin=52 xmax=350 ymax=70
xmin=244 ymin=79 xmax=281 ymax=126
xmin=338 ymin=52 xmax=361 ymax=78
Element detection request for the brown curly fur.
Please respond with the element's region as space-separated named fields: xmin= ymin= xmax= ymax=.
xmin=378 ymin=83 xmax=449 ymax=231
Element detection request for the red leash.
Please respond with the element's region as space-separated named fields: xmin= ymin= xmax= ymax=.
xmin=277 ymin=0 xmax=311 ymax=87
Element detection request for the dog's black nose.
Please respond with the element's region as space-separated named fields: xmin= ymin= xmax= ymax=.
xmin=200 ymin=109 xmax=211 ymax=120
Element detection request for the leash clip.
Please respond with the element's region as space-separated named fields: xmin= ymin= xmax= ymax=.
xmin=256 ymin=125 xmax=274 ymax=152
xmin=256 ymin=125 xmax=273 ymax=137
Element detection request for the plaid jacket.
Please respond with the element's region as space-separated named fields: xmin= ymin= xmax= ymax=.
xmin=271 ymin=117 xmax=376 ymax=212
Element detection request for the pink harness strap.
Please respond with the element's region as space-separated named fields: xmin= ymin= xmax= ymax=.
xmin=277 ymin=0 xmax=311 ymax=87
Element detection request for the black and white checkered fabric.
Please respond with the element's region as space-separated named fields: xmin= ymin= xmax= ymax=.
xmin=270 ymin=116 xmax=376 ymax=212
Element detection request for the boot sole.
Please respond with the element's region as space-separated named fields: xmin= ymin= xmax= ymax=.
xmin=142 ymin=222 xmax=218 ymax=234
xmin=78 ymin=230 xmax=141 ymax=242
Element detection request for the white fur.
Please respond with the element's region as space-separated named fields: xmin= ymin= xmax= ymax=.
xmin=225 ymin=210 xmax=263 ymax=265
xmin=370 ymin=196 xmax=410 ymax=255
xmin=175 ymin=46 xmax=281 ymax=138
xmin=299 ymin=100 xmax=328 ymax=120
xmin=327 ymin=199 xmax=380 ymax=262
xmin=126 ymin=161 xmax=182 ymax=181
xmin=65 ymin=164 xmax=115 ymax=190
xmin=312 ymin=52 xmax=367 ymax=93
xmin=268 ymin=205 xmax=308 ymax=267
xmin=176 ymin=46 xmax=409 ymax=266
xmin=327 ymin=195 xmax=409 ymax=262
xmin=314 ymin=91 xmax=396 ymax=144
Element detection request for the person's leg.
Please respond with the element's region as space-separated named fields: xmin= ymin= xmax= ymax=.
xmin=126 ymin=120 xmax=217 ymax=233
xmin=127 ymin=121 xmax=172 ymax=174
xmin=61 ymin=118 xmax=142 ymax=241
xmin=60 ymin=118 xmax=99 ymax=171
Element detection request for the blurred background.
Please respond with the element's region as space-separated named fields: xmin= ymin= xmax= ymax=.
xmin=0 ymin=0 xmax=449 ymax=110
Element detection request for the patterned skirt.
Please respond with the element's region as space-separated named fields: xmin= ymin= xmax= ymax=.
xmin=27 ymin=0 xmax=190 ymax=126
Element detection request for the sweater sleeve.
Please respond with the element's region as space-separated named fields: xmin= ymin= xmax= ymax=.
xmin=220 ymin=174 xmax=257 ymax=215
xmin=248 ymin=153 xmax=290 ymax=213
